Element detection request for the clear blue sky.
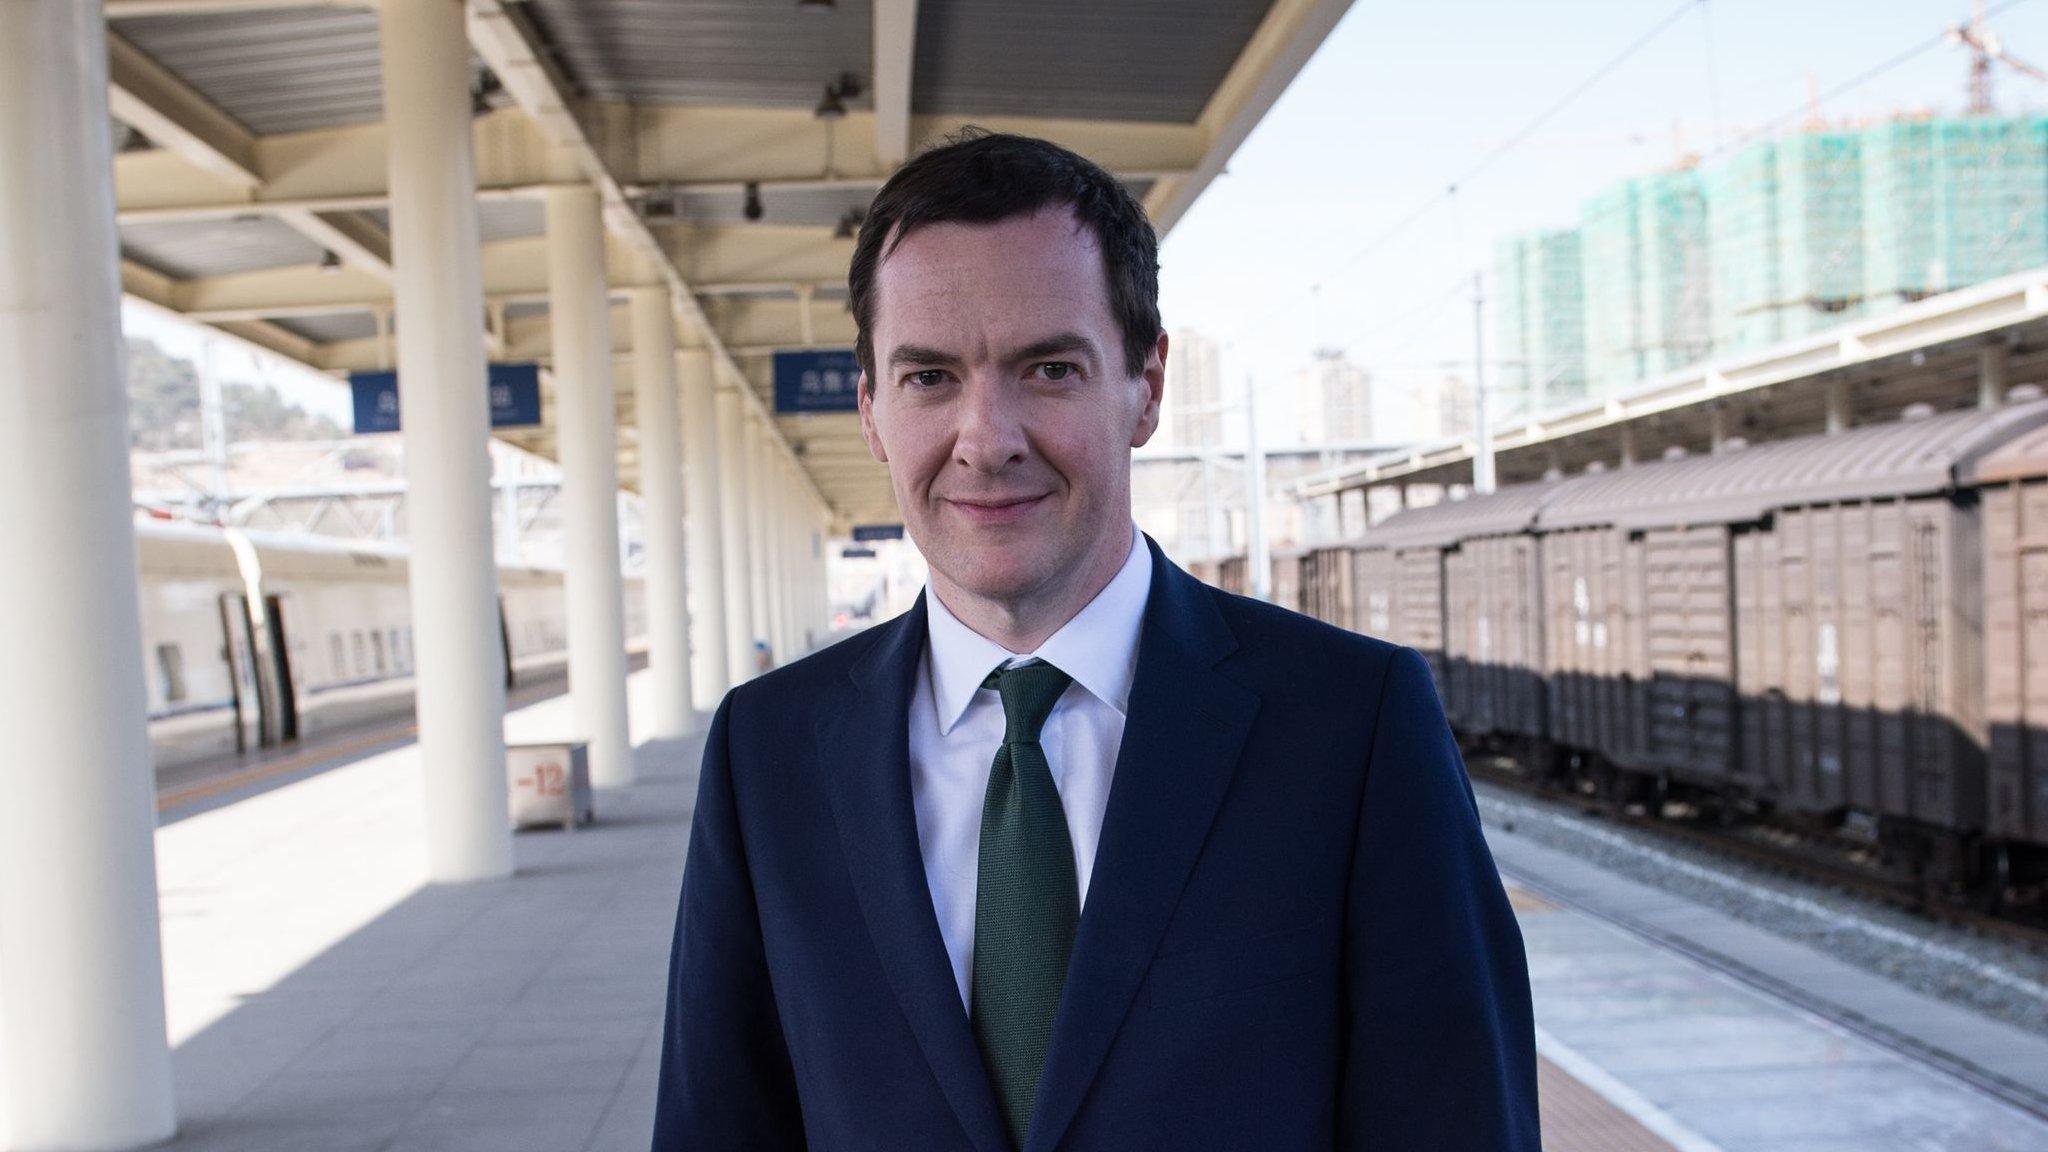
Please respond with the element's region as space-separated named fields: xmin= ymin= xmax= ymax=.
xmin=1158 ymin=0 xmax=2048 ymax=444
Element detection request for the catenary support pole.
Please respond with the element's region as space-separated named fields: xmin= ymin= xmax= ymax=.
xmin=631 ymin=288 xmax=695 ymax=738
xmin=679 ymin=348 xmax=729 ymax=707
xmin=546 ymin=185 xmax=633 ymax=786
xmin=378 ymin=0 xmax=512 ymax=882
xmin=0 ymin=3 xmax=177 ymax=1145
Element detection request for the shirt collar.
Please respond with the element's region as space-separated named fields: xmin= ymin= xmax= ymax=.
xmin=924 ymin=525 xmax=1152 ymax=736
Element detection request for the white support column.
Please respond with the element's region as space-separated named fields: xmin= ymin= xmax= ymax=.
xmin=715 ymin=388 xmax=757 ymax=685
xmin=0 ymin=4 xmax=176 ymax=1145
xmin=769 ymin=460 xmax=793 ymax=661
xmin=805 ymin=506 xmax=824 ymax=648
xmin=743 ymin=413 xmax=774 ymax=662
xmin=791 ymin=477 xmax=809 ymax=652
xmin=1981 ymin=343 xmax=2011 ymax=409
xmin=546 ymin=186 xmax=633 ymax=787
xmin=1825 ymin=378 xmax=1851 ymax=435
xmin=631 ymin=288 xmax=695 ymax=739
xmin=679 ymin=349 xmax=729 ymax=707
xmin=379 ymin=0 xmax=511 ymax=883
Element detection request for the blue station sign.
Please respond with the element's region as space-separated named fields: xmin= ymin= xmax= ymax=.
xmin=851 ymin=523 xmax=905 ymax=542
xmin=772 ymin=348 xmax=861 ymax=414
xmin=349 ymin=362 xmax=544 ymax=434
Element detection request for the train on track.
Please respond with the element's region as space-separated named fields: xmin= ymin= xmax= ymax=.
xmin=138 ymin=519 xmax=646 ymax=777
xmin=1200 ymin=396 xmax=2048 ymax=908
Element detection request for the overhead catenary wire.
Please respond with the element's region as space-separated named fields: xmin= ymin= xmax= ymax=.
xmin=1223 ymin=0 xmax=1707 ymax=348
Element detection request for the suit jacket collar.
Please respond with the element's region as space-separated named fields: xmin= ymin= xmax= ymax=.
xmin=818 ymin=535 xmax=1261 ymax=1152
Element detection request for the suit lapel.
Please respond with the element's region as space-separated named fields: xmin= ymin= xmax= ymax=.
xmin=1024 ymin=541 xmax=1261 ymax=1152
xmin=816 ymin=595 xmax=1012 ymax=1152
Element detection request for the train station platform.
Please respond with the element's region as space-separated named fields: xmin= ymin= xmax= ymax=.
xmin=1493 ymin=833 xmax=2048 ymax=1152
xmin=143 ymin=663 xmax=2015 ymax=1152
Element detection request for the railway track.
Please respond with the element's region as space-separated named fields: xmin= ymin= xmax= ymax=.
xmin=1464 ymin=746 xmax=2048 ymax=954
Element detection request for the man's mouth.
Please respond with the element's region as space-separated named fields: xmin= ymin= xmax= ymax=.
xmin=942 ymin=493 xmax=1050 ymax=525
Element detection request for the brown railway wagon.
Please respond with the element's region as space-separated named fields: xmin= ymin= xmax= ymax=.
xmin=1354 ymin=484 xmax=1557 ymax=737
xmin=1964 ymin=419 xmax=2048 ymax=851
xmin=1217 ymin=555 xmax=1248 ymax=597
xmin=1268 ymin=547 xmax=1307 ymax=614
xmin=1353 ymin=544 xmax=1443 ymax=654
xmin=1300 ymin=545 xmax=1357 ymax=629
xmin=1536 ymin=401 xmax=2048 ymax=827
xmin=1542 ymin=522 xmax=1646 ymax=767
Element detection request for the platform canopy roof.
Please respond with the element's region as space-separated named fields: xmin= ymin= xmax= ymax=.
xmin=106 ymin=0 xmax=1353 ymax=528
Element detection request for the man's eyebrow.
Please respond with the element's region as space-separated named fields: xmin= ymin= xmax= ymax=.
xmin=1005 ymin=332 xmax=1099 ymax=365
xmin=885 ymin=334 xmax=1102 ymax=371
xmin=886 ymin=344 xmax=960 ymax=370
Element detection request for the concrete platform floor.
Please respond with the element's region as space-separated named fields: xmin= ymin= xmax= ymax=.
xmin=155 ymin=672 xmax=693 ymax=1152
xmin=1499 ymin=846 xmax=2048 ymax=1152
xmin=146 ymin=668 xmax=1687 ymax=1151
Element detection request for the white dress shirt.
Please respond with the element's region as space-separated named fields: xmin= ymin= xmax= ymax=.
xmin=909 ymin=526 xmax=1153 ymax=1011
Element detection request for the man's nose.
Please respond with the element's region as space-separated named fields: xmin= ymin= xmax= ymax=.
xmin=953 ymin=377 xmax=1029 ymax=473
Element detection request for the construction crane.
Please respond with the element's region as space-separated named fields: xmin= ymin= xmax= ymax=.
xmin=1947 ymin=0 xmax=2048 ymax=114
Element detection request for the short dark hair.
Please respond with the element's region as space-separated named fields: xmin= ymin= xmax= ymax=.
xmin=848 ymin=129 xmax=1162 ymax=386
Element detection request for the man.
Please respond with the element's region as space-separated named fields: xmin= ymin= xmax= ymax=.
xmin=653 ymin=131 xmax=1538 ymax=1151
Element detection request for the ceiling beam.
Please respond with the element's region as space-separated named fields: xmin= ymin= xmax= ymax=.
xmin=106 ymin=0 xmax=371 ymax=14
xmin=105 ymin=30 xmax=261 ymax=189
xmin=274 ymin=207 xmax=394 ymax=282
xmin=1143 ymin=0 xmax=1357 ymax=234
xmin=873 ymin=0 xmax=918 ymax=169
xmin=115 ymin=107 xmax=1202 ymax=222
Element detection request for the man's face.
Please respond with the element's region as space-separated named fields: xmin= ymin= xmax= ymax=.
xmin=859 ymin=205 xmax=1165 ymax=607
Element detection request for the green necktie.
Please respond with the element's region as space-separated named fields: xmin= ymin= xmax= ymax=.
xmin=972 ymin=659 xmax=1079 ymax=1151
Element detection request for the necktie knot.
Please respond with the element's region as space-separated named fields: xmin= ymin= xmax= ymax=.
xmin=983 ymin=660 xmax=1072 ymax=745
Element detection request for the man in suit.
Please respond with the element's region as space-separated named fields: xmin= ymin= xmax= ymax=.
xmin=653 ymin=131 xmax=1539 ymax=1151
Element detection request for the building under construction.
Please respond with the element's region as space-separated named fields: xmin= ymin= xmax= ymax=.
xmin=1494 ymin=111 xmax=2048 ymax=413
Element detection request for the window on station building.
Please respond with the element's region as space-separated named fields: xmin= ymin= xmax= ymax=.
xmin=155 ymin=643 xmax=186 ymax=704
xmin=371 ymin=630 xmax=387 ymax=674
xmin=330 ymin=633 xmax=346 ymax=679
xmin=389 ymin=627 xmax=404 ymax=672
xmin=353 ymin=631 xmax=368 ymax=677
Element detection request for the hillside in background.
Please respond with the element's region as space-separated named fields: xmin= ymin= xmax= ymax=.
xmin=127 ymin=336 xmax=342 ymax=451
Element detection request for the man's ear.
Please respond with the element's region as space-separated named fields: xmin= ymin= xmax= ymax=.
xmin=857 ymin=373 xmax=889 ymax=464
xmin=1129 ymin=330 xmax=1168 ymax=449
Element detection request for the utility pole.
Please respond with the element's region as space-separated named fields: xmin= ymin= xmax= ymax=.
xmin=199 ymin=334 xmax=230 ymax=517
xmin=1244 ymin=371 xmax=1271 ymax=601
xmin=1471 ymin=269 xmax=1496 ymax=494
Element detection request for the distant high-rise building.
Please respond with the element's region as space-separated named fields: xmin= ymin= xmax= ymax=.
xmin=1164 ymin=327 xmax=1224 ymax=448
xmin=1294 ymin=348 xmax=1372 ymax=445
xmin=1494 ymin=228 xmax=1587 ymax=418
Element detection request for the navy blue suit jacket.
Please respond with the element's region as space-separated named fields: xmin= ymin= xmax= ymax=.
xmin=653 ymin=538 xmax=1539 ymax=1151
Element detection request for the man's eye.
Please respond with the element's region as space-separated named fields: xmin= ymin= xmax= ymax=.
xmin=1032 ymin=361 xmax=1078 ymax=382
xmin=904 ymin=370 xmax=948 ymax=388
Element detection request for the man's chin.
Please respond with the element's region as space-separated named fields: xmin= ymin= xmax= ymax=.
xmin=929 ymin=549 xmax=1055 ymax=606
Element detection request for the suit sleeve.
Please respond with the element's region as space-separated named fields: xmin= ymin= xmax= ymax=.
xmin=651 ymin=693 xmax=808 ymax=1151
xmin=1337 ymin=646 xmax=1541 ymax=1151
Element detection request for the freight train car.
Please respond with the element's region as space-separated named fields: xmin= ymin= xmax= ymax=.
xmin=1349 ymin=483 xmax=1556 ymax=743
xmin=1206 ymin=397 xmax=2048 ymax=902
